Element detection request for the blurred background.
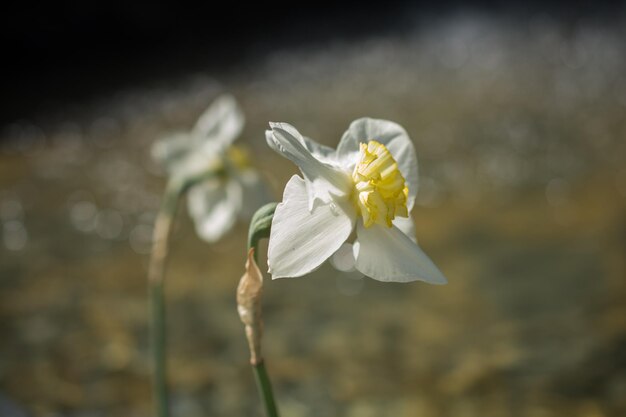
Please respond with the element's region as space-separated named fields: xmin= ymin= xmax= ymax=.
xmin=1 ymin=2 xmax=625 ymax=417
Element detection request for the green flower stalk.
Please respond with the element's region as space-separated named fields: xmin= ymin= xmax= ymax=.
xmin=237 ymin=203 xmax=279 ymax=417
xmin=148 ymin=179 xmax=183 ymax=417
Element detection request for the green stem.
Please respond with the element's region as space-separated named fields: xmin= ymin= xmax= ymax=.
xmin=150 ymin=279 xmax=168 ymax=417
xmin=248 ymin=203 xmax=278 ymax=263
xmin=148 ymin=180 xmax=183 ymax=417
xmin=253 ymin=360 xmax=280 ymax=417
xmin=247 ymin=203 xmax=280 ymax=417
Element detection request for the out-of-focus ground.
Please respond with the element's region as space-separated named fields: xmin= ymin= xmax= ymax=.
xmin=1 ymin=13 xmax=626 ymax=417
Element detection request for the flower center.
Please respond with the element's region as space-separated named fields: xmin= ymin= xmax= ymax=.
xmin=226 ymin=145 xmax=253 ymax=170
xmin=351 ymin=140 xmax=409 ymax=228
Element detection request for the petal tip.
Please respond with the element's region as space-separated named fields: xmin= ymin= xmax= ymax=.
xmin=433 ymin=274 xmax=448 ymax=285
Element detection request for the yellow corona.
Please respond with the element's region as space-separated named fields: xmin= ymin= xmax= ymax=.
xmin=352 ymin=140 xmax=409 ymax=228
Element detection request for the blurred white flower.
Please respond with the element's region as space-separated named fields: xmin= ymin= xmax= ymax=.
xmin=265 ymin=118 xmax=447 ymax=284
xmin=152 ymin=94 xmax=268 ymax=242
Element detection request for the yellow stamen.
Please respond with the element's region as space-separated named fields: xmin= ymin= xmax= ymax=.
xmin=226 ymin=145 xmax=253 ymax=170
xmin=352 ymin=140 xmax=409 ymax=228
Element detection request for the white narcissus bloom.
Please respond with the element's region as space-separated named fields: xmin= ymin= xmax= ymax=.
xmin=265 ymin=118 xmax=447 ymax=284
xmin=151 ymin=94 xmax=268 ymax=242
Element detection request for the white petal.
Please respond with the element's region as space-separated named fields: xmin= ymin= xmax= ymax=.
xmin=168 ymin=150 xmax=221 ymax=183
xmin=354 ymin=221 xmax=447 ymax=284
xmin=266 ymin=122 xmax=350 ymax=210
xmin=392 ymin=215 xmax=417 ymax=242
xmin=336 ymin=118 xmax=419 ymax=210
xmin=192 ymin=94 xmax=244 ymax=152
xmin=302 ymin=136 xmax=338 ymax=166
xmin=151 ymin=132 xmax=193 ymax=173
xmin=330 ymin=243 xmax=356 ymax=272
xmin=186 ymin=179 xmax=242 ymax=243
xmin=268 ymin=175 xmax=355 ymax=278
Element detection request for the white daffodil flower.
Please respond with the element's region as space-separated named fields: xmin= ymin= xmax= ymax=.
xmin=151 ymin=94 xmax=267 ymax=242
xmin=265 ymin=118 xmax=447 ymax=284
